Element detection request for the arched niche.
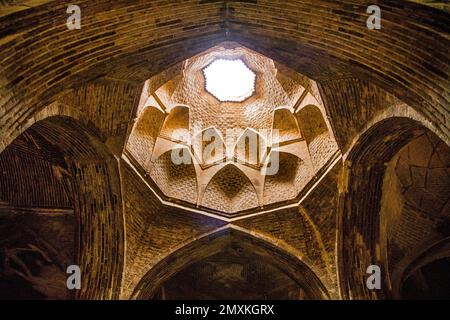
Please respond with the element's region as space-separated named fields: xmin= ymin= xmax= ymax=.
xmin=272 ymin=107 xmax=302 ymax=145
xmin=149 ymin=147 xmax=198 ymax=204
xmin=234 ymin=128 xmax=267 ymax=168
xmin=201 ymin=164 xmax=259 ymax=213
xmin=126 ymin=106 xmax=166 ymax=171
xmin=131 ymin=228 xmax=330 ymax=300
xmin=296 ymin=105 xmax=328 ymax=144
xmin=192 ymin=127 xmax=226 ymax=167
xmin=159 ymin=105 xmax=190 ymax=143
xmin=297 ymin=105 xmax=337 ymax=169
xmin=262 ymin=151 xmax=312 ymax=205
xmin=0 ymin=115 xmax=124 ymax=300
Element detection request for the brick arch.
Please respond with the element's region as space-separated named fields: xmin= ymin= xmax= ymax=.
xmin=192 ymin=126 xmax=227 ymax=166
xmin=0 ymin=102 xmax=102 ymax=154
xmin=272 ymin=107 xmax=302 ymax=144
xmin=297 ymin=104 xmax=338 ymax=169
xmin=0 ymin=0 xmax=448 ymax=156
xmin=159 ymin=105 xmax=190 ymax=142
xmin=0 ymin=114 xmax=125 ymax=299
xmin=297 ymin=105 xmax=329 ymax=144
xmin=337 ymin=116 xmax=444 ymax=299
xmin=343 ymin=103 xmax=449 ymax=157
xmin=126 ymin=106 xmax=166 ymax=171
xmin=131 ymin=226 xmax=330 ymax=300
xmin=379 ymin=130 xmax=450 ymax=298
xmin=149 ymin=147 xmax=198 ymax=204
xmin=234 ymin=128 xmax=267 ymax=167
xmin=262 ymin=151 xmax=310 ymax=205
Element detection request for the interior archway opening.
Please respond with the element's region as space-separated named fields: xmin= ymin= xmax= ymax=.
xmin=0 ymin=116 xmax=125 ymax=300
xmin=151 ymin=244 xmax=309 ymax=300
xmin=340 ymin=117 xmax=450 ymax=300
xmin=0 ymin=122 xmax=76 ymax=300
xmin=133 ymin=229 xmax=329 ymax=300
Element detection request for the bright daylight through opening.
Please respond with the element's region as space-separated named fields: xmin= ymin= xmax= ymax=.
xmin=203 ymin=59 xmax=256 ymax=102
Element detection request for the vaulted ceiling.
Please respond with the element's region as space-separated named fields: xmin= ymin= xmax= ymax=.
xmin=125 ymin=44 xmax=339 ymax=217
xmin=0 ymin=0 xmax=448 ymax=300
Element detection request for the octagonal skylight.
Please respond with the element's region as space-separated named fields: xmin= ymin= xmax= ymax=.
xmin=203 ymin=59 xmax=256 ymax=102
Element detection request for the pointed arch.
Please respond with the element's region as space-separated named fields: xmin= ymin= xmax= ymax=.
xmin=126 ymin=106 xmax=166 ymax=171
xmin=149 ymin=147 xmax=198 ymax=204
xmin=159 ymin=105 xmax=190 ymax=143
xmin=297 ymin=104 xmax=338 ymax=169
xmin=272 ymin=107 xmax=302 ymax=145
xmin=234 ymin=128 xmax=267 ymax=168
xmin=262 ymin=151 xmax=313 ymax=205
xmin=297 ymin=105 xmax=328 ymax=144
xmin=192 ymin=126 xmax=226 ymax=166
xmin=131 ymin=227 xmax=330 ymax=300
xmin=338 ymin=116 xmax=445 ymax=300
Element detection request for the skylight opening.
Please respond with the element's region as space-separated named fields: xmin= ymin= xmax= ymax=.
xmin=203 ymin=59 xmax=256 ymax=102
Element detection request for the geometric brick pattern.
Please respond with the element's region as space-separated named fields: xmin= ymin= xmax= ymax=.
xmin=201 ymin=164 xmax=259 ymax=213
xmin=0 ymin=0 xmax=448 ymax=301
xmin=126 ymin=46 xmax=339 ymax=214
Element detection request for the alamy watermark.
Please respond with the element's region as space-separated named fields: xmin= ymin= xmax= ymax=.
xmin=66 ymin=5 xmax=81 ymax=30
xmin=366 ymin=265 xmax=381 ymax=290
xmin=66 ymin=265 xmax=81 ymax=290
xmin=367 ymin=5 xmax=381 ymax=30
